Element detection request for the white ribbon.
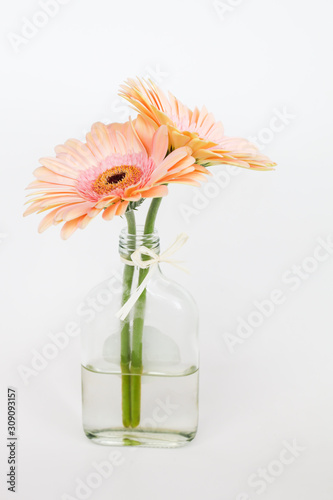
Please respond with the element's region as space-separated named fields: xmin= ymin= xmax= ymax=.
xmin=116 ymin=233 xmax=189 ymax=321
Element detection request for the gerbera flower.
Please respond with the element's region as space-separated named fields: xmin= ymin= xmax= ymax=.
xmin=24 ymin=121 xmax=205 ymax=239
xmin=119 ymin=78 xmax=276 ymax=171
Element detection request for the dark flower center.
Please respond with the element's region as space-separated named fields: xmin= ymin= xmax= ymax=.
xmin=106 ymin=172 xmax=126 ymax=184
xmin=92 ymin=165 xmax=142 ymax=196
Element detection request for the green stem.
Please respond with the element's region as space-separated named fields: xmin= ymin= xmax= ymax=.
xmin=120 ymin=210 xmax=136 ymax=428
xmin=130 ymin=198 xmax=162 ymax=427
xmin=143 ymin=197 xmax=163 ymax=234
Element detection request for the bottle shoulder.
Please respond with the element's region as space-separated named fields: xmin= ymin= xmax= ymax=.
xmin=148 ymin=268 xmax=198 ymax=311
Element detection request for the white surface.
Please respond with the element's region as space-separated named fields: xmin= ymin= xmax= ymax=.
xmin=1 ymin=0 xmax=333 ymax=499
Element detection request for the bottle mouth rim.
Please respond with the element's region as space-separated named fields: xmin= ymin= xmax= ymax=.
xmin=119 ymin=226 xmax=160 ymax=253
xmin=120 ymin=225 xmax=159 ymax=238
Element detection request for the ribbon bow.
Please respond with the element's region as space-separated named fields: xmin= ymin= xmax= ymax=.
xmin=116 ymin=233 xmax=189 ymax=321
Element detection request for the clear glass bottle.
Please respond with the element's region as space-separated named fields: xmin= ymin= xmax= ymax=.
xmin=81 ymin=227 xmax=199 ymax=448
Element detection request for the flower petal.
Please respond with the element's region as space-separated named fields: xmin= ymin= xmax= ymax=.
xmin=151 ymin=125 xmax=168 ymax=165
xmin=102 ymin=203 xmax=118 ymax=221
xmin=38 ymin=207 xmax=64 ymax=233
xmin=61 ymin=216 xmax=86 ymax=240
xmin=115 ymin=201 xmax=129 ymax=216
xmin=140 ymin=185 xmax=168 ymax=198
xmin=33 ymin=167 xmax=77 ymax=186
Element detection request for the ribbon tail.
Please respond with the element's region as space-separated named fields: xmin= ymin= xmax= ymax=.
xmin=116 ymin=269 xmax=152 ymax=321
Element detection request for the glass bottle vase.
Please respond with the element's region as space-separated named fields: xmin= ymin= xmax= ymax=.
xmin=80 ymin=227 xmax=199 ymax=448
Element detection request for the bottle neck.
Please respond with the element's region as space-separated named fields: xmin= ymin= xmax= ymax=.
xmin=119 ymin=226 xmax=160 ymax=258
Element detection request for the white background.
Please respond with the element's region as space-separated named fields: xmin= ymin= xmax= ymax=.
xmin=1 ymin=0 xmax=333 ymax=499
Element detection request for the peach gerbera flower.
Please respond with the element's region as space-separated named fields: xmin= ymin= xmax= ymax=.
xmin=24 ymin=121 xmax=205 ymax=239
xmin=119 ymin=78 xmax=276 ymax=171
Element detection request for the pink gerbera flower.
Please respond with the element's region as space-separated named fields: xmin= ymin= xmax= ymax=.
xmin=119 ymin=78 xmax=276 ymax=170
xmin=24 ymin=121 xmax=205 ymax=239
